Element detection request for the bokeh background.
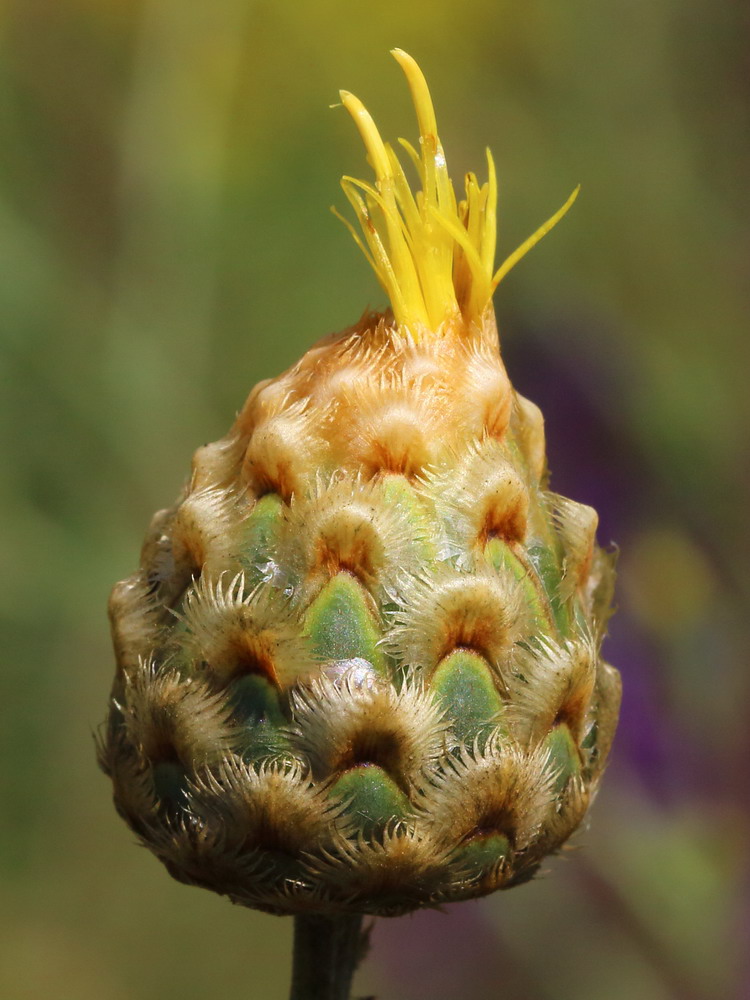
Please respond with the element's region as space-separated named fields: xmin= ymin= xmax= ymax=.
xmin=2 ymin=1 xmax=748 ymax=998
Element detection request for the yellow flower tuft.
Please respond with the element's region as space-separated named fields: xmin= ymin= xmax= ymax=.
xmin=336 ymin=49 xmax=580 ymax=335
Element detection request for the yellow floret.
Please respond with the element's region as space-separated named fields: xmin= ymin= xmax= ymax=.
xmin=336 ymin=49 xmax=580 ymax=335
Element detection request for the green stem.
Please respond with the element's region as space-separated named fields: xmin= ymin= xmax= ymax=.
xmin=289 ymin=912 xmax=367 ymax=1000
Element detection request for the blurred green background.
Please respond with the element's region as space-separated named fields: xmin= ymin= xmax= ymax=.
xmin=2 ymin=0 xmax=748 ymax=998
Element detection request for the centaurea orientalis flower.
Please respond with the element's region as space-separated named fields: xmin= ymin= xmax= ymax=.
xmin=100 ymin=49 xmax=620 ymax=994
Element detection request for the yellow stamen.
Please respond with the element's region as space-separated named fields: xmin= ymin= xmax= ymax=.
xmin=491 ymin=185 xmax=580 ymax=291
xmin=335 ymin=51 xmax=579 ymax=334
